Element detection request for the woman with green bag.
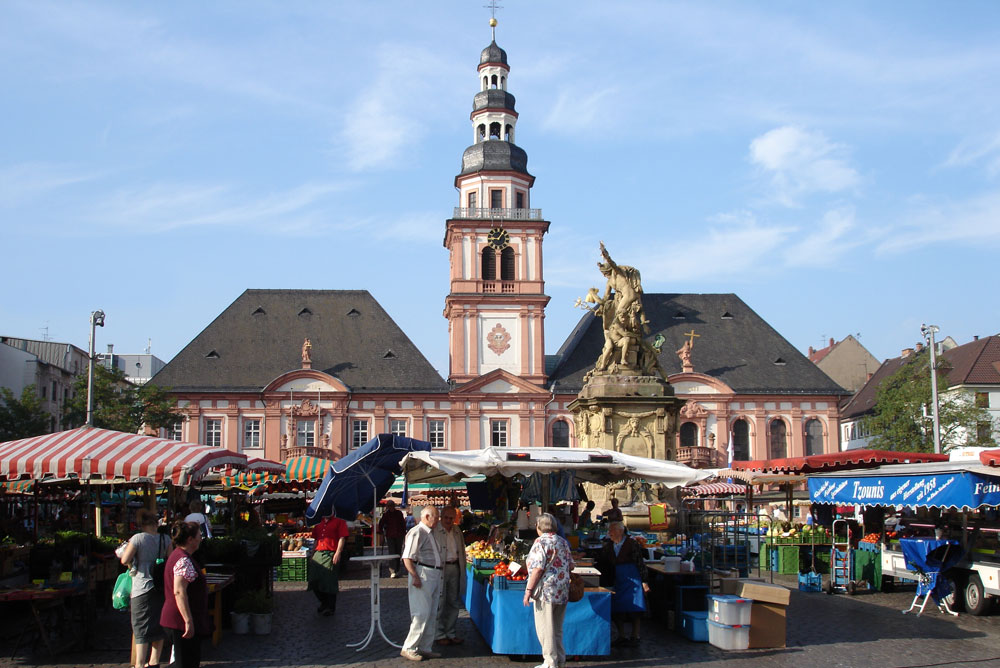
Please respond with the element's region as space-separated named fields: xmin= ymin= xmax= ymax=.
xmin=119 ymin=509 xmax=169 ymax=668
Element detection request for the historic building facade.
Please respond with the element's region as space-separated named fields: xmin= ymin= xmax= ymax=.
xmin=150 ymin=29 xmax=848 ymax=466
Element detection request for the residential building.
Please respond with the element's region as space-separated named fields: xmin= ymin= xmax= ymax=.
xmin=808 ymin=335 xmax=880 ymax=392
xmin=0 ymin=336 xmax=89 ymax=431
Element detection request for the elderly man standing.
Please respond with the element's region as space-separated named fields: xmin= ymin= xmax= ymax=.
xmin=434 ymin=506 xmax=466 ymax=646
xmin=400 ymin=506 xmax=443 ymax=662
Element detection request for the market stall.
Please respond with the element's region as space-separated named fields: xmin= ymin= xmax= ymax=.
xmin=400 ymin=446 xmax=711 ymax=656
xmin=808 ymin=454 xmax=1000 ymax=613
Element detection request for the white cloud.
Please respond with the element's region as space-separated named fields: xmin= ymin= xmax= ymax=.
xmin=783 ymin=208 xmax=864 ymax=267
xmin=876 ymin=191 xmax=1000 ymax=254
xmin=541 ymin=86 xmax=620 ymax=135
xmin=0 ymin=163 xmax=101 ymax=208
xmin=749 ymin=126 xmax=860 ymax=206
xmin=90 ymin=181 xmax=355 ymax=234
xmin=944 ymin=132 xmax=1000 ymax=177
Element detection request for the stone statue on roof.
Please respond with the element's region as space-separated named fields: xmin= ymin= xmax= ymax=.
xmin=301 ymin=338 xmax=312 ymax=367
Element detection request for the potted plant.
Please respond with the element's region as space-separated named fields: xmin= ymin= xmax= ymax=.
xmin=243 ymin=589 xmax=273 ymax=635
xmin=230 ymin=591 xmax=254 ymax=635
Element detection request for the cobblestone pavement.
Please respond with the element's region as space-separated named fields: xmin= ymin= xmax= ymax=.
xmin=3 ymin=567 xmax=1000 ymax=668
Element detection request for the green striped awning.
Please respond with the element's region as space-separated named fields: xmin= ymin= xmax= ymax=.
xmin=1 ymin=479 xmax=34 ymax=494
xmin=386 ymin=476 xmax=483 ymax=493
xmin=284 ymin=456 xmax=332 ymax=482
xmin=219 ymin=472 xmax=279 ymax=489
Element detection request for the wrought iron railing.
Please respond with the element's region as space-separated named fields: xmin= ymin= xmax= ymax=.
xmin=452 ymin=207 xmax=542 ymax=220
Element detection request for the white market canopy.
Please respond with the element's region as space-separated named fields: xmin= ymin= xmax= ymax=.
xmin=399 ymin=446 xmax=713 ymax=488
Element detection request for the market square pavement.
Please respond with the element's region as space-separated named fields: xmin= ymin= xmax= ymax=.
xmin=3 ymin=566 xmax=1000 ymax=668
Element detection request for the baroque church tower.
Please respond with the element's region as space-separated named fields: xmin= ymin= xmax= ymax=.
xmin=444 ymin=22 xmax=550 ymax=386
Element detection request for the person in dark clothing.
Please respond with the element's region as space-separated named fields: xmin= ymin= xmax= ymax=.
xmin=378 ymin=500 xmax=407 ymax=578
xmin=597 ymin=521 xmax=648 ymax=647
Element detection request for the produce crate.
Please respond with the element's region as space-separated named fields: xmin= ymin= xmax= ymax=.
xmin=276 ymin=553 xmax=308 ymax=582
xmin=853 ymin=547 xmax=882 ymax=590
xmin=798 ymin=572 xmax=822 ymax=592
xmin=473 ymin=558 xmax=501 ymax=569
xmin=680 ymin=610 xmax=709 ymax=642
xmin=769 ymin=546 xmax=799 ymax=575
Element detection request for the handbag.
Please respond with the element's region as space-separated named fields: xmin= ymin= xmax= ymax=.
xmin=112 ymin=570 xmax=132 ymax=610
xmin=568 ymin=571 xmax=585 ymax=603
xmin=151 ymin=534 xmax=167 ymax=591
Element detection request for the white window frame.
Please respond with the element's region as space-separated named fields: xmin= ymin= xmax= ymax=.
xmin=205 ymin=418 xmax=222 ymax=448
xmin=389 ymin=418 xmax=408 ymax=437
xmin=490 ymin=419 xmax=508 ymax=448
xmin=297 ymin=420 xmax=315 ymax=448
xmin=352 ymin=419 xmax=369 ymax=449
xmin=167 ymin=421 xmax=183 ymax=441
xmin=243 ymin=418 xmax=262 ymax=450
xmin=428 ymin=419 xmax=446 ymax=449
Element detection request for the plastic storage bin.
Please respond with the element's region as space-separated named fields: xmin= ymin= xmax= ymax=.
xmin=798 ymin=571 xmax=822 ymax=592
xmin=707 ymin=594 xmax=752 ymax=625
xmin=680 ymin=610 xmax=708 ymax=642
xmin=707 ymin=619 xmax=750 ymax=651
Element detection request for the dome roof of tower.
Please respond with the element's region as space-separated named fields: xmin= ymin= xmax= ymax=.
xmin=460 ymin=140 xmax=530 ymax=177
xmin=473 ymin=90 xmax=516 ymax=113
xmin=480 ymin=40 xmax=508 ymax=66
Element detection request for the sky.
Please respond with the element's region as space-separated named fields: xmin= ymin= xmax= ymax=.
xmin=2 ymin=1 xmax=999 ymax=380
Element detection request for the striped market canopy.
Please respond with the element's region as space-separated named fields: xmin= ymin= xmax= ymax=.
xmin=285 ymin=455 xmax=332 ymax=482
xmin=1 ymin=479 xmax=34 ymax=494
xmin=0 ymin=427 xmax=248 ymax=486
xmin=690 ymin=482 xmax=748 ymax=496
xmin=219 ymin=471 xmax=279 ymax=489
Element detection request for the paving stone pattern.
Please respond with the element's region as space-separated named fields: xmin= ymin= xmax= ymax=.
xmin=3 ymin=568 xmax=1000 ymax=668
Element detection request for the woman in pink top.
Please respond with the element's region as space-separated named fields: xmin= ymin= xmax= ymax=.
xmin=159 ymin=522 xmax=211 ymax=668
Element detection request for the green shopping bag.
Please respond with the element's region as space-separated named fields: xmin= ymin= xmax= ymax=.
xmin=112 ymin=570 xmax=132 ymax=610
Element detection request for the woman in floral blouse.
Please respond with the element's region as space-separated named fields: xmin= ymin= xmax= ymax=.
xmin=523 ymin=513 xmax=575 ymax=668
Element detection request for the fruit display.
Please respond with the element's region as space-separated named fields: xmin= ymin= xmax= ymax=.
xmin=281 ymin=532 xmax=312 ymax=551
xmin=860 ymin=532 xmax=880 ymax=544
xmin=490 ymin=560 xmax=527 ymax=583
xmin=466 ymin=540 xmax=504 ymax=562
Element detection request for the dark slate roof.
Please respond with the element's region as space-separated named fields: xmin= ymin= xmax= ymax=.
xmin=473 ymin=89 xmax=516 ymax=114
xmin=149 ymin=290 xmax=449 ymax=394
xmin=548 ymin=293 xmax=849 ymax=396
xmin=480 ymin=40 xmax=508 ymax=66
xmin=460 ymin=140 xmax=530 ymax=177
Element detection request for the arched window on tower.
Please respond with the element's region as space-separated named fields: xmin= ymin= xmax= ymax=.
xmin=500 ymin=246 xmax=515 ymax=280
xmin=732 ymin=418 xmax=750 ymax=461
xmin=552 ymin=420 xmax=569 ymax=447
xmin=500 ymin=76 xmax=506 ymax=90
xmin=491 ymin=74 xmax=498 ymax=88
xmin=505 ymin=124 xmax=513 ymax=142
xmin=483 ymin=76 xmax=488 ymax=91
xmin=805 ymin=419 xmax=824 ymax=456
xmin=481 ymin=247 xmax=496 ymax=280
xmin=478 ymin=124 xmax=486 ymax=142
xmin=680 ymin=422 xmax=698 ymax=448
xmin=769 ymin=419 xmax=788 ymax=459
xmin=489 ymin=122 xmax=501 ymax=140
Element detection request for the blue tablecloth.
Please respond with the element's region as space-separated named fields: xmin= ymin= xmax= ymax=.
xmin=465 ymin=565 xmax=611 ymax=655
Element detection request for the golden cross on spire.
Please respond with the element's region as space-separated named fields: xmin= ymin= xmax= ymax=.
xmin=684 ymin=329 xmax=701 ymax=347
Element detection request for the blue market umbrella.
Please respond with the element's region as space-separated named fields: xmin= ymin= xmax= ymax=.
xmin=305 ymin=434 xmax=431 ymax=525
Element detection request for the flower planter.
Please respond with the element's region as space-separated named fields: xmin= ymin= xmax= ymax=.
xmin=251 ymin=613 xmax=272 ymax=635
xmin=230 ymin=612 xmax=251 ymax=635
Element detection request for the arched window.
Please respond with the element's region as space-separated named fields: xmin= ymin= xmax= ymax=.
xmin=500 ymin=246 xmax=515 ymax=280
xmin=489 ymin=122 xmax=501 ymax=139
xmin=769 ymin=419 xmax=787 ymax=459
xmin=500 ymin=76 xmax=506 ymax=90
xmin=478 ymin=124 xmax=486 ymax=142
xmin=483 ymin=76 xmax=488 ymax=91
xmin=680 ymin=422 xmax=699 ymax=448
xmin=481 ymin=247 xmax=496 ymax=280
xmin=732 ymin=418 xmax=750 ymax=461
xmin=505 ymin=124 xmax=513 ymax=142
xmin=805 ymin=419 xmax=824 ymax=456
xmin=552 ymin=420 xmax=569 ymax=447
xmin=491 ymin=74 xmax=498 ymax=88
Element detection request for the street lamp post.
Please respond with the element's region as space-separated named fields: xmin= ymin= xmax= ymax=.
xmin=921 ymin=324 xmax=941 ymax=454
xmin=86 ymin=310 xmax=106 ymax=427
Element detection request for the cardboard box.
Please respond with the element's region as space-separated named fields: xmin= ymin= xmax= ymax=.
xmin=736 ymin=579 xmax=791 ymax=606
xmin=748 ymin=602 xmax=786 ymax=648
xmin=720 ymin=576 xmax=764 ymax=595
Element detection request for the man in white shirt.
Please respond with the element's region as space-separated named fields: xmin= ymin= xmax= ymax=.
xmin=433 ymin=506 xmax=467 ymax=646
xmin=401 ymin=506 xmax=443 ymax=661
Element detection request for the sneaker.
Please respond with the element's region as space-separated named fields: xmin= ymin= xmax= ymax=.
xmin=418 ymin=650 xmax=442 ymax=659
xmin=400 ymin=649 xmax=424 ymax=661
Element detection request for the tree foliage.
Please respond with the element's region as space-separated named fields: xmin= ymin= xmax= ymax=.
xmin=866 ymin=352 xmax=996 ymax=452
xmin=64 ymin=365 xmax=178 ymax=433
xmin=0 ymin=385 xmax=51 ymax=441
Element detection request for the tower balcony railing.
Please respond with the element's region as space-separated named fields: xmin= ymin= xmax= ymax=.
xmin=453 ymin=207 xmax=543 ymax=221
xmin=676 ymin=446 xmax=722 ymax=469
xmin=480 ymin=281 xmax=516 ymax=294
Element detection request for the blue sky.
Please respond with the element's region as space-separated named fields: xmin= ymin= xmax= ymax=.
xmin=2 ymin=1 xmax=999 ymax=378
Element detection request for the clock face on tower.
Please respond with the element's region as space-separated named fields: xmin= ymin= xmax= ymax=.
xmin=486 ymin=227 xmax=510 ymax=250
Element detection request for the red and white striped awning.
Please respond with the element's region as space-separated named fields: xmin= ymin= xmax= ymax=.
xmin=690 ymin=482 xmax=748 ymax=496
xmin=0 ymin=427 xmax=247 ymax=486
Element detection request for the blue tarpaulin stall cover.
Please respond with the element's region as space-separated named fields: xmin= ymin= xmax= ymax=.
xmin=808 ymin=462 xmax=1000 ymax=510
